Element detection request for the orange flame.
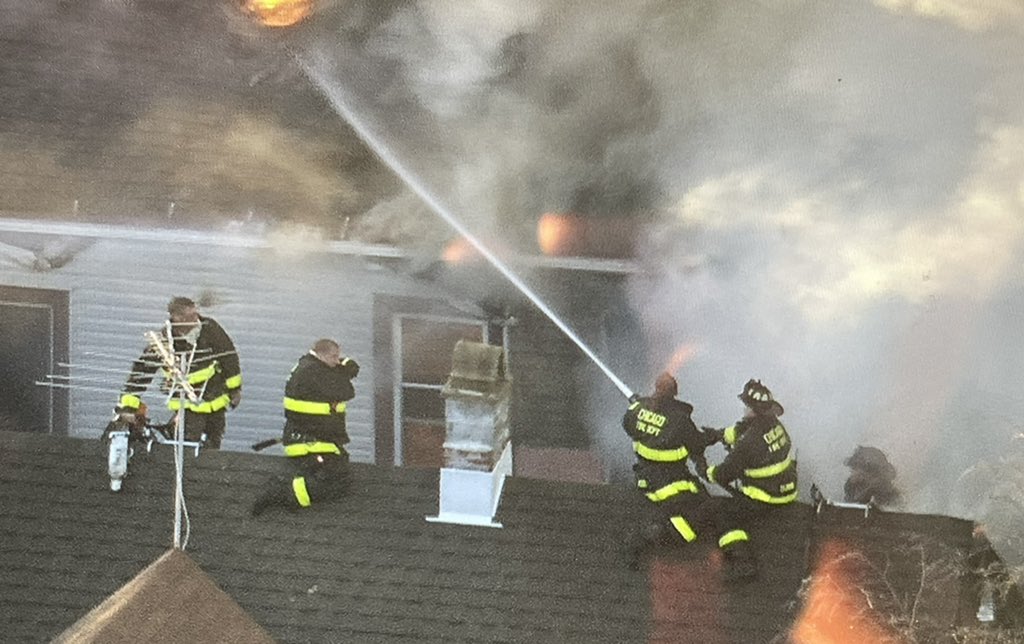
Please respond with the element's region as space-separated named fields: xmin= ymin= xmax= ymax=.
xmin=442 ymin=237 xmax=478 ymax=265
xmin=792 ymin=539 xmax=900 ymax=643
xmin=537 ymin=212 xmax=586 ymax=256
xmin=663 ymin=342 xmax=698 ymax=375
xmin=243 ymin=0 xmax=313 ymax=27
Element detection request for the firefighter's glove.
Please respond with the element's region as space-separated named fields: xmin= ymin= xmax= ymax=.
xmin=229 ymin=390 xmax=242 ymax=409
xmin=701 ymin=426 xmax=724 ymax=444
xmin=339 ymin=358 xmax=360 ymax=378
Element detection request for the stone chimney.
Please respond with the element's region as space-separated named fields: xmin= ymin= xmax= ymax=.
xmin=426 ymin=340 xmax=512 ymax=528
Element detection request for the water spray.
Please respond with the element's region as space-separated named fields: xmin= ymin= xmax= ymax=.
xmin=294 ymin=51 xmax=635 ymax=400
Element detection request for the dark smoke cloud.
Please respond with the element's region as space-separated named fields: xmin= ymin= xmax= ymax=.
xmin=0 ymin=0 xmax=396 ymax=225
xmin=298 ymin=0 xmax=672 ymax=250
xmin=7 ymin=0 xmax=1020 ymax=558
xmin=294 ymin=0 xmax=1024 ymax=543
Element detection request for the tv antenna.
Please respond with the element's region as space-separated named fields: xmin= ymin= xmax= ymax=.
xmin=38 ymin=320 xmax=215 ymax=550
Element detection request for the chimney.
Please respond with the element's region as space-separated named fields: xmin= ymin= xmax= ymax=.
xmin=426 ymin=340 xmax=512 ymax=528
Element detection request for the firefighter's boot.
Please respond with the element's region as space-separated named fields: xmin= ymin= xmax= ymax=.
xmin=624 ymin=521 xmax=663 ymax=570
xmin=722 ymin=543 xmax=759 ymax=583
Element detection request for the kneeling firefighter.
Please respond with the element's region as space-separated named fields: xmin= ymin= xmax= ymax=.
xmin=622 ymin=372 xmax=713 ymax=567
xmin=251 ymin=338 xmax=359 ymax=516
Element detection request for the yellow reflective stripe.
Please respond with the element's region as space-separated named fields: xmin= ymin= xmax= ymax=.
xmin=740 ymin=485 xmax=798 ymax=504
xmin=187 ymin=362 xmax=217 ymax=385
xmin=628 ymin=401 xmax=640 ymax=410
xmin=225 ymin=374 xmax=242 ymax=389
xmin=633 ymin=441 xmax=688 ymax=462
xmin=292 ymin=477 xmax=311 ymax=507
xmin=744 ymin=456 xmax=793 ymax=479
xmin=284 ymin=442 xmax=342 ymax=457
xmin=119 ymin=394 xmax=141 ymax=409
xmin=283 ymin=397 xmax=347 ymax=415
xmin=723 ymin=425 xmax=738 ymax=445
xmin=636 ymin=479 xmax=649 ymax=489
xmin=719 ymin=529 xmax=749 ymax=548
xmin=670 ymin=516 xmax=697 ymax=543
xmin=645 ymin=480 xmax=700 ymax=502
xmin=168 ymin=393 xmax=230 ymax=413
xmin=706 ymin=465 xmax=717 ymax=483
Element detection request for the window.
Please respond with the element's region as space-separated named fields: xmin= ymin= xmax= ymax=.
xmin=394 ymin=315 xmax=486 ymax=467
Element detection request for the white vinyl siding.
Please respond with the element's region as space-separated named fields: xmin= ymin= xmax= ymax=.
xmin=0 ymin=222 xmax=452 ymax=462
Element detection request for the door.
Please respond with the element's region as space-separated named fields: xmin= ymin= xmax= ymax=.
xmin=0 ymin=287 xmax=69 ymax=433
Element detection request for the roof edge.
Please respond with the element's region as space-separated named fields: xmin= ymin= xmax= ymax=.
xmin=51 ymin=548 xmax=275 ymax=644
xmin=0 ymin=215 xmax=404 ymax=258
xmin=0 ymin=216 xmax=639 ymax=274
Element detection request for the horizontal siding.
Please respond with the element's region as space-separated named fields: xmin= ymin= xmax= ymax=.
xmin=0 ymin=230 xmax=454 ymax=463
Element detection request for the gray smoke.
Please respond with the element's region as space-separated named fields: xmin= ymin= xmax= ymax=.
xmin=296 ymin=0 xmax=1024 ymax=532
xmin=298 ymin=0 xmax=673 ymax=249
xmin=0 ymin=0 xmax=395 ymax=225
xmin=624 ymin=1 xmax=1024 ymax=519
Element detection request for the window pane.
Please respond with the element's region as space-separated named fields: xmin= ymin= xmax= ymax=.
xmin=401 ymin=387 xmax=445 ymax=468
xmin=400 ymin=318 xmax=483 ymax=385
xmin=401 ymin=386 xmax=444 ymax=422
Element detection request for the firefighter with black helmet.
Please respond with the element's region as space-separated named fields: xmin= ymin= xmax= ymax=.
xmin=251 ymin=338 xmax=359 ymax=516
xmin=116 ymin=296 xmax=241 ymax=449
xmin=622 ymin=372 xmax=713 ymax=567
xmin=704 ymin=378 xmax=798 ymax=580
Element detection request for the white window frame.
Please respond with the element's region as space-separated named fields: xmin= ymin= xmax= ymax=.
xmin=392 ymin=313 xmax=489 ymax=466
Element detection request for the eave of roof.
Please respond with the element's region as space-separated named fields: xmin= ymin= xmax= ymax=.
xmin=0 ymin=216 xmax=639 ymax=274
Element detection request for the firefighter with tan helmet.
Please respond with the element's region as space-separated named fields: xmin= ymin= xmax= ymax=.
xmin=251 ymin=338 xmax=359 ymax=516
xmin=704 ymin=378 xmax=798 ymax=581
xmin=622 ymin=372 xmax=714 ymax=567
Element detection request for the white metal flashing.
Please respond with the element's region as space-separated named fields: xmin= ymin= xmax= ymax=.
xmin=426 ymin=441 xmax=512 ymax=528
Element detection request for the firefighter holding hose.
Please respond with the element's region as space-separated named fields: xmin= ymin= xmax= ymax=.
xmin=622 ymin=372 xmax=714 ymax=568
xmin=703 ymin=379 xmax=798 ymax=581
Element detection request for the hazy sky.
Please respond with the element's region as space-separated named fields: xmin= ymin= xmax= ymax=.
xmin=294 ymin=0 xmax=1024 ymax=521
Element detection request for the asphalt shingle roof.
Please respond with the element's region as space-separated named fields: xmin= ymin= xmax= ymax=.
xmin=53 ymin=548 xmax=275 ymax=644
xmin=1 ymin=431 xmax=649 ymax=643
xmin=0 ymin=431 xmax=1013 ymax=643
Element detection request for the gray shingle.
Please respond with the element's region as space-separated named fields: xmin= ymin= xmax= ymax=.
xmin=2 ymin=431 xmax=1018 ymax=644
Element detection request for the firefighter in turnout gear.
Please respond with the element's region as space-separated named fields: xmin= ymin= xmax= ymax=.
xmin=117 ymin=297 xmax=241 ymax=449
xmin=251 ymin=338 xmax=359 ymax=516
xmin=622 ymin=373 xmax=713 ymax=567
xmin=705 ymin=379 xmax=797 ymax=581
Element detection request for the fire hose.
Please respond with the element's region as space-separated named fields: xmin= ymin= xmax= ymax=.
xmin=251 ymin=437 xmax=282 ymax=452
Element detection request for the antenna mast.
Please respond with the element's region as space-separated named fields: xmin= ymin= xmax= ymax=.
xmin=146 ymin=323 xmax=203 ymax=550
